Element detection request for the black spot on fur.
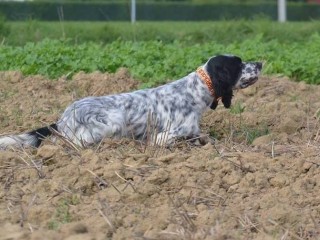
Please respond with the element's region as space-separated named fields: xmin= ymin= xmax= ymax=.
xmin=183 ymin=107 xmax=191 ymax=117
xmin=186 ymin=92 xmax=194 ymax=101
xmin=193 ymin=78 xmax=199 ymax=86
xmin=141 ymin=108 xmax=147 ymax=115
xmin=28 ymin=123 xmax=57 ymax=147
xmin=138 ymin=92 xmax=148 ymax=99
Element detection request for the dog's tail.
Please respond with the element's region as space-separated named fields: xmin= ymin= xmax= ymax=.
xmin=0 ymin=123 xmax=57 ymax=149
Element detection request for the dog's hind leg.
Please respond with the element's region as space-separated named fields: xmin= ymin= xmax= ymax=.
xmin=58 ymin=110 xmax=127 ymax=147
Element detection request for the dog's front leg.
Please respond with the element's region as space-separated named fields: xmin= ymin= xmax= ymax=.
xmin=153 ymin=131 xmax=176 ymax=146
xmin=157 ymin=122 xmax=210 ymax=146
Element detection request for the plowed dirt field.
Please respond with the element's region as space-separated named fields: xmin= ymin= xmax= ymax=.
xmin=1 ymin=70 xmax=320 ymax=239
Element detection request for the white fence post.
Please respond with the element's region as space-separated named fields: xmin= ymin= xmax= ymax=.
xmin=131 ymin=0 xmax=136 ymax=24
xmin=278 ymin=0 xmax=287 ymax=22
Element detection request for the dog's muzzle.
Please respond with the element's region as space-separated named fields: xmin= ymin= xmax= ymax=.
xmin=236 ymin=62 xmax=262 ymax=89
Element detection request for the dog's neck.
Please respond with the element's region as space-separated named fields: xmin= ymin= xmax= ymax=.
xmin=196 ymin=67 xmax=221 ymax=109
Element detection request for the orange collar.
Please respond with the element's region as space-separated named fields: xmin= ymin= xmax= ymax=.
xmin=196 ymin=67 xmax=221 ymax=101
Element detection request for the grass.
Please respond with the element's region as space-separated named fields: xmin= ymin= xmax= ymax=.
xmin=244 ymin=125 xmax=270 ymax=144
xmin=230 ymin=102 xmax=246 ymax=115
xmin=48 ymin=196 xmax=79 ymax=230
xmin=229 ymin=102 xmax=270 ymax=144
xmin=3 ymin=20 xmax=320 ymax=46
xmin=209 ymin=106 xmax=270 ymax=144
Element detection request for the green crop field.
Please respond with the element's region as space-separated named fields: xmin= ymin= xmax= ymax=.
xmin=0 ymin=20 xmax=320 ymax=86
xmin=3 ymin=20 xmax=320 ymax=45
xmin=1 ymin=35 xmax=320 ymax=86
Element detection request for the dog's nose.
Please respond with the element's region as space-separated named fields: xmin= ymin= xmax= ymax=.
xmin=256 ymin=62 xmax=263 ymax=70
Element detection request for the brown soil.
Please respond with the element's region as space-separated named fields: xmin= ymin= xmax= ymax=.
xmin=0 ymin=71 xmax=320 ymax=240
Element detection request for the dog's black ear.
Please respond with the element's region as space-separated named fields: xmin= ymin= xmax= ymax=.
xmin=221 ymin=90 xmax=233 ymax=108
xmin=205 ymin=55 xmax=242 ymax=108
xmin=210 ymin=100 xmax=218 ymax=110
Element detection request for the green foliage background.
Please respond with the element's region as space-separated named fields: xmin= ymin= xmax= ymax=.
xmin=4 ymin=20 xmax=320 ymax=46
xmin=1 ymin=33 xmax=319 ymax=87
xmin=0 ymin=19 xmax=319 ymax=86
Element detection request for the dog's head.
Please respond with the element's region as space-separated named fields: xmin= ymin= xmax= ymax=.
xmin=205 ymin=54 xmax=262 ymax=109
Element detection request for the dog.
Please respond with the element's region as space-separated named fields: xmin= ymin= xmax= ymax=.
xmin=0 ymin=55 xmax=262 ymax=149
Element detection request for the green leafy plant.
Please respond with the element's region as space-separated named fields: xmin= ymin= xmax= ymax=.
xmin=0 ymin=33 xmax=320 ymax=86
xmin=244 ymin=126 xmax=270 ymax=144
xmin=230 ymin=102 xmax=245 ymax=114
xmin=209 ymin=127 xmax=223 ymax=140
xmin=230 ymin=125 xmax=270 ymax=145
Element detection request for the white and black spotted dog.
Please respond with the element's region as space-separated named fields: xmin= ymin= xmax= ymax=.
xmin=0 ymin=55 xmax=262 ymax=149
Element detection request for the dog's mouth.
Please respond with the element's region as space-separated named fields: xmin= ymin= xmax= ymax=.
xmin=233 ymin=76 xmax=259 ymax=90
xmin=239 ymin=77 xmax=259 ymax=89
xmin=232 ymin=62 xmax=263 ymax=90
